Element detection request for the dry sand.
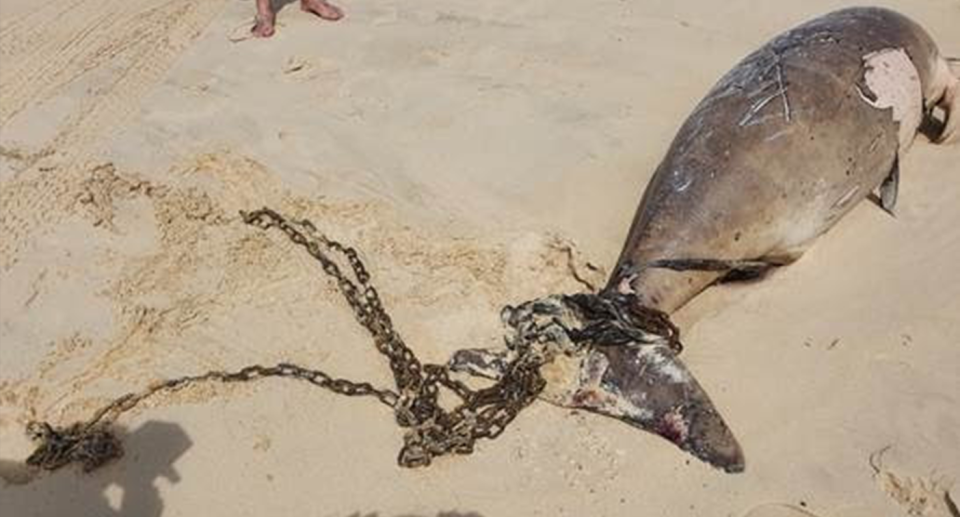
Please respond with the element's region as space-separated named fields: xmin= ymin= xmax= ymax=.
xmin=1 ymin=0 xmax=959 ymax=515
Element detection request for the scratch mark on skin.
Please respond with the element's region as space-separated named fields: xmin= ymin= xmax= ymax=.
xmin=775 ymin=54 xmax=792 ymax=122
xmin=671 ymin=169 xmax=694 ymax=192
xmin=739 ymin=92 xmax=779 ymax=126
xmin=745 ymin=112 xmax=789 ymax=127
xmin=746 ymin=61 xmax=780 ymax=97
xmin=833 ymin=184 xmax=861 ymax=208
xmin=764 ymin=128 xmax=794 ymax=141
xmin=739 ymin=51 xmax=792 ymax=127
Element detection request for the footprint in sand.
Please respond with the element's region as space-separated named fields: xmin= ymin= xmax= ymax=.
xmin=742 ymin=504 xmax=821 ymax=517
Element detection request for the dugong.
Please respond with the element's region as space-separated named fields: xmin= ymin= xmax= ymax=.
xmin=609 ymin=7 xmax=958 ymax=313
xmin=451 ymin=7 xmax=958 ymax=473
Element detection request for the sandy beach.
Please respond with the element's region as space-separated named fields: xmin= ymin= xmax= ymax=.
xmin=1 ymin=0 xmax=959 ymax=515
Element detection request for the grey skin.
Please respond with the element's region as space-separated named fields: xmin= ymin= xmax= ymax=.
xmin=609 ymin=7 xmax=958 ymax=313
xmin=452 ymin=8 xmax=958 ymax=473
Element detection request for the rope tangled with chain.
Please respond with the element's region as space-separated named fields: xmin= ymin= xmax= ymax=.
xmin=24 ymin=207 xmax=732 ymax=473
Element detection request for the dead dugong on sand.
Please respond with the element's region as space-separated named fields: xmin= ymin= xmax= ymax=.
xmin=609 ymin=6 xmax=958 ymax=314
xmin=451 ymin=7 xmax=958 ymax=473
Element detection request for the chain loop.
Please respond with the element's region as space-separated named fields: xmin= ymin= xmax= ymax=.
xmin=25 ymin=207 xmax=549 ymax=471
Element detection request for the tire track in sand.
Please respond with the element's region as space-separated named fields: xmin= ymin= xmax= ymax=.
xmin=0 ymin=0 xmax=223 ymax=130
xmin=0 ymin=0 xmax=229 ymax=269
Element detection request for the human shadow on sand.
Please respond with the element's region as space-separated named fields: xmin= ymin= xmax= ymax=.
xmin=348 ymin=511 xmax=483 ymax=517
xmin=0 ymin=420 xmax=192 ymax=517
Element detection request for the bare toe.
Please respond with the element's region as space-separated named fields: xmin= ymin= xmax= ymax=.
xmin=251 ymin=16 xmax=276 ymax=37
xmin=301 ymin=0 xmax=344 ymax=21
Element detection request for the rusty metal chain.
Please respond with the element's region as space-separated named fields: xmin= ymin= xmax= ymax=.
xmin=26 ymin=207 xmax=549 ymax=472
xmin=240 ymin=208 xmax=547 ymax=467
xmin=26 ymin=363 xmax=396 ymax=472
xmin=563 ymin=292 xmax=682 ymax=353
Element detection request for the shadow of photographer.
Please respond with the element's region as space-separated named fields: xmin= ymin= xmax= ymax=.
xmin=0 ymin=420 xmax=192 ymax=517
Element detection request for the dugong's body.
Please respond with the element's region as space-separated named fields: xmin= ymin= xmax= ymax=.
xmin=609 ymin=7 xmax=958 ymax=313
xmin=453 ymin=8 xmax=957 ymax=473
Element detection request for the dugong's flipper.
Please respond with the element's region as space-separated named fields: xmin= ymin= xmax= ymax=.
xmin=877 ymin=156 xmax=899 ymax=216
xmin=450 ymin=295 xmax=744 ymax=472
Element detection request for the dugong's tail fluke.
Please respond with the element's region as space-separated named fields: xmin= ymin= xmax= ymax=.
xmin=449 ymin=294 xmax=745 ymax=472
xmin=574 ymin=343 xmax=745 ymax=473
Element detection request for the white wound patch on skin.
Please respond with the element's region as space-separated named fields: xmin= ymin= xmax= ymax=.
xmin=610 ymin=384 xmax=655 ymax=423
xmin=857 ymin=48 xmax=923 ymax=150
xmin=636 ymin=346 xmax=689 ymax=383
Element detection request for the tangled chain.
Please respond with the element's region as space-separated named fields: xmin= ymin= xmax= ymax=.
xmin=26 ymin=208 xmax=550 ymax=471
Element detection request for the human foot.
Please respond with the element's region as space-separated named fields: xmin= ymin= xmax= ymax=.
xmin=300 ymin=0 xmax=343 ymax=21
xmin=252 ymin=0 xmax=276 ymax=37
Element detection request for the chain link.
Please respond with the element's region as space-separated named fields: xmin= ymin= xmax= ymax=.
xmin=26 ymin=207 xmax=550 ymax=471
